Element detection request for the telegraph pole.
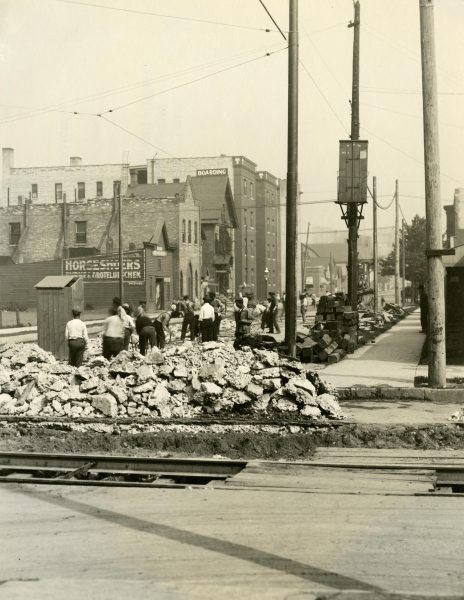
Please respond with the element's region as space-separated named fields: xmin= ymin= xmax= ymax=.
xmin=302 ymin=221 xmax=310 ymax=290
xmin=402 ymin=218 xmax=406 ymax=305
xmin=116 ymin=181 xmax=124 ymax=302
xmin=394 ymin=179 xmax=400 ymax=305
xmin=347 ymin=0 xmax=360 ymax=311
xmin=285 ymin=0 xmax=298 ymax=357
xmin=419 ymin=0 xmax=446 ymax=387
xmin=372 ymin=176 xmax=379 ymax=313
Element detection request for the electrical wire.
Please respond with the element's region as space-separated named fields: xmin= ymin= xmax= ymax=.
xmin=257 ymin=0 xmax=287 ymax=41
xmin=368 ymin=187 xmax=396 ymax=211
xmin=55 ymin=0 xmax=278 ymax=33
xmin=299 ymin=59 xmax=350 ymax=135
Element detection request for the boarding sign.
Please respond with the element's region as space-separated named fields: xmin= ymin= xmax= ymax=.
xmin=196 ymin=168 xmax=228 ymax=177
xmin=63 ymin=250 xmax=144 ymax=282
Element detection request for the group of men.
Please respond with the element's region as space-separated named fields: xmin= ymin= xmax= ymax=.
xmin=179 ymin=291 xmax=225 ymax=343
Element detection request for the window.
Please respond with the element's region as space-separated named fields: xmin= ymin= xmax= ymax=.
xmin=250 ymin=211 xmax=254 ymax=227
xmin=55 ymin=183 xmax=62 ymax=203
xmin=272 ymin=244 xmax=275 ymax=260
xmin=157 ymin=178 xmax=166 ymax=184
xmin=180 ymin=271 xmax=184 ymax=296
xmin=267 ymin=217 xmax=270 ymax=233
xmin=9 ymin=222 xmax=20 ymax=245
xmin=96 ymin=181 xmax=103 ymax=197
xmin=250 ymin=182 xmax=254 ymax=199
xmin=75 ymin=221 xmax=87 ymax=244
xmin=195 ymin=270 xmax=199 ymax=297
xmin=243 ymin=179 xmax=247 ymax=194
xmin=272 ymin=218 xmax=275 ymax=233
xmin=188 ymin=220 xmax=192 ymax=243
xmin=182 ymin=219 xmax=186 ymax=243
xmin=173 ymin=178 xmax=180 ymax=183
xmin=77 ymin=182 xmax=85 ymax=200
xmin=243 ymin=210 xmax=247 ymax=226
xmin=266 ymin=190 xmax=270 ymax=203
xmin=250 ymin=239 xmax=254 ymax=257
xmin=129 ymin=242 xmax=136 ymax=251
xmin=31 ymin=184 xmax=38 ymax=199
xmin=267 ymin=243 xmax=270 ymax=259
xmin=250 ymin=268 xmax=254 ymax=283
xmin=194 ymin=221 xmax=198 ymax=244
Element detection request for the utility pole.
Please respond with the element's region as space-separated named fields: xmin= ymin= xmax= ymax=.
xmin=395 ymin=179 xmax=400 ymax=305
xmin=402 ymin=218 xmax=406 ymax=305
xmin=116 ymin=181 xmax=124 ymax=302
xmin=372 ymin=176 xmax=379 ymax=313
xmin=419 ymin=0 xmax=446 ymax=387
xmin=302 ymin=221 xmax=310 ymax=291
xmin=347 ymin=0 xmax=360 ymax=311
xmin=285 ymin=0 xmax=298 ymax=357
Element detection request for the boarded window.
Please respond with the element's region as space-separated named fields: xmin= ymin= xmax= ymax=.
xmin=75 ymin=221 xmax=87 ymax=244
xmin=96 ymin=181 xmax=103 ymax=197
xmin=9 ymin=222 xmax=21 ymax=245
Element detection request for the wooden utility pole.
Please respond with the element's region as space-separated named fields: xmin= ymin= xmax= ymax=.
xmin=347 ymin=0 xmax=361 ymax=311
xmin=419 ymin=0 xmax=446 ymax=387
xmin=372 ymin=176 xmax=379 ymax=313
xmin=302 ymin=221 xmax=310 ymax=291
xmin=116 ymin=181 xmax=124 ymax=302
xmin=394 ymin=179 xmax=400 ymax=305
xmin=285 ymin=0 xmax=298 ymax=357
xmin=402 ymin=218 xmax=406 ymax=305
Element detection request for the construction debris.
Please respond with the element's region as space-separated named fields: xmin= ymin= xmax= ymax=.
xmin=0 ymin=341 xmax=344 ymax=421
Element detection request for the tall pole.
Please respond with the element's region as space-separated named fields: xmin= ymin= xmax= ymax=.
xmin=302 ymin=221 xmax=310 ymax=291
xmin=372 ymin=176 xmax=379 ymax=313
xmin=285 ymin=0 xmax=298 ymax=357
xmin=117 ymin=181 xmax=124 ymax=302
xmin=347 ymin=0 xmax=360 ymax=311
xmin=419 ymin=0 xmax=446 ymax=387
xmin=402 ymin=218 xmax=406 ymax=305
xmin=395 ymin=179 xmax=400 ymax=305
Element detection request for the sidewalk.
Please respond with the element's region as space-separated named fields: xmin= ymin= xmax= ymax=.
xmin=322 ymin=309 xmax=426 ymax=388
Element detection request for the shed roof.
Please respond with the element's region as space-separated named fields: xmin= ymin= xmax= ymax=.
xmin=35 ymin=275 xmax=81 ymax=289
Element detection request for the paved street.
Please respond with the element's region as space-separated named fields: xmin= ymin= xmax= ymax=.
xmin=1 ymin=455 xmax=464 ymax=600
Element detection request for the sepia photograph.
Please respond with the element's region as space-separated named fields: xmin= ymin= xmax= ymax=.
xmin=0 ymin=1 xmax=463 ymax=598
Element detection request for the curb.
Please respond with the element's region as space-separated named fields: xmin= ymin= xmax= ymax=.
xmin=338 ymin=386 xmax=464 ymax=402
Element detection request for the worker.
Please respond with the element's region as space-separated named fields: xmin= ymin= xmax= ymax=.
xmin=153 ymin=308 xmax=173 ymax=349
xmin=209 ymin=291 xmax=225 ymax=341
xmin=135 ymin=308 xmax=157 ymax=355
xmin=199 ymin=296 xmax=215 ymax=342
xmin=65 ymin=307 xmax=89 ymax=367
xmin=101 ymin=307 xmax=125 ymax=360
xmin=119 ymin=303 xmax=135 ymax=350
xmin=180 ymin=294 xmax=196 ymax=342
xmin=267 ymin=292 xmax=280 ymax=334
xmin=300 ymin=293 xmax=309 ymax=324
xmin=233 ymin=297 xmax=253 ymax=350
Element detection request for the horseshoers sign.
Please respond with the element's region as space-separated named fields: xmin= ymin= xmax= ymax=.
xmin=63 ymin=251 xmax=144 ymax=282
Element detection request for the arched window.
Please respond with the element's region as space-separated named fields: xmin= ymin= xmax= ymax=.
xmin=194 ymin=222 xmax=198 ymax=244
xmin=182 ymin=220 xmax=186 ymax=243
xmin=195 ymin=270 xmax=199 ymax=298
xmin=180 ymin=270 xmax=184 ymax=296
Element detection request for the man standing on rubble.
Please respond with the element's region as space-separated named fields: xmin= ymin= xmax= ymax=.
xmin=209 ymin=291 xmax=225 ymax=341
xmin=234 ymin=297 xmax=253 ymax=349
xmin=65 ymin=307 xmax=89 ymax=367
xmin=135 ymin=308 xmax=157 ymax=355
xmin=153 ymin=308 xmax=173 ymax=349
xmin=199 ymin=296 xmax=215 ymax=342
xmin=101 ymin=307 xmax=125 ymax=360
xmin=180 ymin=295 xmax=196 ymax=342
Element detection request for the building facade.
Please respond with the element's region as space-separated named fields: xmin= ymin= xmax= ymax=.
xmin=1 ymin=148 xmax=129 ymax=207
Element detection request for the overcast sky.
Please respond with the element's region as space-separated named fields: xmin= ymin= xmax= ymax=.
xmin=1 ymin=0 xmax=463 ymax=241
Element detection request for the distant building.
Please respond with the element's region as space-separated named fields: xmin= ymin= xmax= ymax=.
xmin=1 ymin=148 xmax=129 ymax=207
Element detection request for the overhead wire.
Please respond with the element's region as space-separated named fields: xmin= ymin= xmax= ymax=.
xmin=55 ymin=0 xmax=278 ymax=33
xmin=257 ymin=0 xmax=287 ymax=41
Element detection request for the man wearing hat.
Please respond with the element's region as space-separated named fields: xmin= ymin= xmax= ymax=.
xmin=65 ymin=307 xmax=89 ymax=367
xmin=233 ymin=297 xmax=253 ymax=350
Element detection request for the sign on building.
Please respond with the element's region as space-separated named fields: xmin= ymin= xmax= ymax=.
xmin=63 ymin=250 xmax=144 ymax=282
xmin=196 ymin=168 xmax=228 ymax=177
xmin=337 ymin=140 xmax=368 ymax=204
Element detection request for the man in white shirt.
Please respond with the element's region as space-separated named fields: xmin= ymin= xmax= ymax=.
xmin=101 ymin=308 xmax=125 ymax=360
xmin=65 ymin=308 xmax=89 ymax=367
xmin=199 ymin=297 xmax=215 ymax=342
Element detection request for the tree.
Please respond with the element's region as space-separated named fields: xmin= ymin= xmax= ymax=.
xmin=380 ymin=215 xmax=427 ymax=286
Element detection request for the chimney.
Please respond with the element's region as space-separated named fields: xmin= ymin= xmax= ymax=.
xmin=2 ymin=148 xmax=14 ymax=173
xmin=454 ymin=188 xmax=464 ymax=247
xmin=70 ymin=156 xmax=82 ymax=166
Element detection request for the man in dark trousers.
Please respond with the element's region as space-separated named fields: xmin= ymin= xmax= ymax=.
xmin=135 ymin=309 xmax=157 ymax=355
xmin=419 ymin=284 xmax=428 ymax=333
xmin=65 ymin=308 xmax=89 ymax=367
xmin=267 ymin=292 xmax=281 ymax=334
xmin=209 ymin=291 xmax=225 ymax=341
xmin=153 ymin=309 xmax=173 ymax=349
xmin=199 ymin=296 xmax=215 ymax=342
xmin=234 ymin=297 xmax=253 ymax=349
xmin=180 ymin=295 xmax=196 ymax=342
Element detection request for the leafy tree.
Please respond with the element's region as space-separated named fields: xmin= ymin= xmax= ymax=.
xmin=380 ymin=215 xmax=427 ymax=286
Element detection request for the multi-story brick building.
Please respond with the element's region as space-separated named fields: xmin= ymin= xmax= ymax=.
xmin=255 ymin=171 xmax=281 ymax=299
xmin=0 ymin=180 xmax=201 ymax=305
xmin=1 ymin=148 xmax=129 ymax=207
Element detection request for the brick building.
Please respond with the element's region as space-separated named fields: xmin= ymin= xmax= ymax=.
xmin=0 ymin=180 xmax=201 ymax=306
xmin=1 ymin=148 xmax=129 ymax=207
xmin=255 ymin=171 xmax=281 ymax=299
xmin=190 ymin=174 xmax=238 ymax=294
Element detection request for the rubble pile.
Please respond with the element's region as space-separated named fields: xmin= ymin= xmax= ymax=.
xmin=0 ymin=341 xmax=344 ymax=421
xmin=295 ymin=299 xmax=408 ymax=364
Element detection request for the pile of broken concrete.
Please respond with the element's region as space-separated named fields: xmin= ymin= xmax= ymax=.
xmin=0 ymin=341 xmax=344 ymax=421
